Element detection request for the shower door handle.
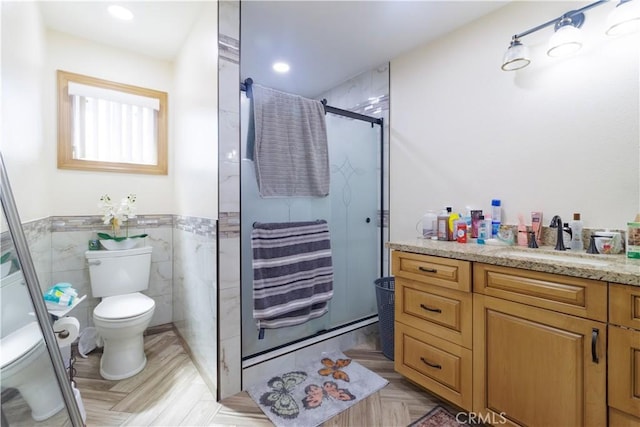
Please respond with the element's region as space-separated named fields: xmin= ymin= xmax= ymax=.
xmin=88 ymin=260 xmax=101 ymax=266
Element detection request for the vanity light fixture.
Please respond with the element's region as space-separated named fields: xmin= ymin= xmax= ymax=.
xmin=547 ymin=16 xmax=584 ymax=57
xmin=501 ymin=0 xmax=639 ymax=71
xmin=606 ymin=0 xmax=640 ymax=36
xmin=501 ymin=38 xmax=530 ymax=71
xmin=272 ymin=62 xmax=290 ymax=73
xmin=108 ymin=5 xmax=134 ymax=21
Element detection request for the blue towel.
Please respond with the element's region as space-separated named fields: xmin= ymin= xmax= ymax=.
xmin=251 ymin=220 xmax=333 ymax=332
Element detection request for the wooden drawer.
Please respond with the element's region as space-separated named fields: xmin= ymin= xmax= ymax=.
xmin=396 ymin=277 xmax=472 ymax=349
xmin=392 ymin=251 xmax=471 ymax=292
xmin=394 ymin=322 xmax=472 ymax=411
xmin=474 ymin=263 xmax=607 ymax=322
xmin=610 ymin=284 xmax=640 ymax=330
xmin=609 ymin=325 xmax=640 ymax=418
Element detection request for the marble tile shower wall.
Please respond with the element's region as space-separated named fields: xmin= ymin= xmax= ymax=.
xmin=217 ymin=0 xmax=241 ymax=399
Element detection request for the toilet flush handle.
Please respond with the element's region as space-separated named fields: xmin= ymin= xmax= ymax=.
xmin=88 ymin=259 xmax=101 ymax=266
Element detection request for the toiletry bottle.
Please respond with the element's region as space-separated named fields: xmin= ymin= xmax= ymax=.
xmin=448 ymin=210 xmax=460 ymax=241
xmin=491 ymin=199 xmax=501 ymax=237
xmin=456 ymin=222 xmax=468 ymax=243
xmin=570 ymin=213 xmax=584 ymax=251
xmin=517 ymin=214 xmax=528 ymax=246
xmin=627 ymin=214 xmax=640 ymax=259
xmin=562 ymin=223 xmax=572 ymax=249
xmin=471 ymin=210 xmax=482 ymax=238
xmin=477 ymin=215 xmax=488 ymax=244
xmin=437 ymin=207 xmax=451 ymax=241
xmin=531 ymin=212 xmax=543 ymax=245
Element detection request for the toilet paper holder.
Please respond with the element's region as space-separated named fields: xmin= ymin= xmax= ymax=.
xmin=54 ymin=328 xmax=70 ymax=339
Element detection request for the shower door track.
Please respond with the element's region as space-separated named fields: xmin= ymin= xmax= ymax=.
xmin=242 ymin=314 xmax=379 ymax=368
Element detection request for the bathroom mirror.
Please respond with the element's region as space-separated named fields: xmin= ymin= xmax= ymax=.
xmin=0 ymin=154 xmax=82 ymax=426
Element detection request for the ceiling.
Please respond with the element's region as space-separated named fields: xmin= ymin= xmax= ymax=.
xmin=39 ymin=1 xmax=508 ymax=98
xmin=241 ymin=1 xmax=508 ymax=97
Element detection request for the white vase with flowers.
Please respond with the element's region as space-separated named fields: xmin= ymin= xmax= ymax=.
xmin=97 ymin=193 xmax=148 ymax=250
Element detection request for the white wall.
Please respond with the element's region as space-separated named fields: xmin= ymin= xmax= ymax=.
xmin=44 ymin=31 xmax=175 ymax=218
xmin=173 ymin=2 xmax=218 ymax=219
xmin=1 ymin=1 xmax=49 ymax=221
xmin=390 ymin=1 xmax=640 ymax=241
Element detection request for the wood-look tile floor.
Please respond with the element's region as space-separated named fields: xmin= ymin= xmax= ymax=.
xmin=3 ymin=328 xmax=459 ymax=427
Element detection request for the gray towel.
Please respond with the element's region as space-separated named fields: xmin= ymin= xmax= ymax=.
xmin=249 ymin=84 xmax=329 ymax=198
xmin=251 ymin=220 xmax=333 ymax=330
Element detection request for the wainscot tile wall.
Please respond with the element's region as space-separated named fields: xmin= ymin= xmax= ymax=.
xmin=13 ymin=213 xmax=217 ymax=392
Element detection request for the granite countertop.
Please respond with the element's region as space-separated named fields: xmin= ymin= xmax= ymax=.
xmin=387 ymin=239 xmax=640 ymax=287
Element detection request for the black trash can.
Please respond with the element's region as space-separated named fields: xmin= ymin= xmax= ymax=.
xmin=374 ymin=276 xmax=395 ymax=360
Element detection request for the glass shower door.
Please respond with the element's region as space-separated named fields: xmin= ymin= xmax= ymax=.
xmin=240 ymin=94 xmax=382 ymax=358
xmin=325 ymin=114 xmax=380 ymax=327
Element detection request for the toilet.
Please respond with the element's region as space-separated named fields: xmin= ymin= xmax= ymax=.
xmin=0 ymin=271 xmax=65 ymax=421
xmin=85 ymin=246 xmax=155 ymax=380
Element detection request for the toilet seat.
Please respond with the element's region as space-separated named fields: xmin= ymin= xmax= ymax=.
xmin=1 ymin=322 xmax=43 ymax=369
xmin=94 ymin=292 xmax=155 ymax=322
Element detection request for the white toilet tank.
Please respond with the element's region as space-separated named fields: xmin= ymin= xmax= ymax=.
xmin=85 ymin=246 xmax=152 ymax=298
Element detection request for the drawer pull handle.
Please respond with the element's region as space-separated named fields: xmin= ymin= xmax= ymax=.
xmin=420 ymin=357 xmax=442 ymax=369
xmin=418 ymin=266 xmax=437 ymax=273
xmin=591 ymin=328 xmax=599 ymax=364
xmin=420 ymin=304 xmax=442 ymax=313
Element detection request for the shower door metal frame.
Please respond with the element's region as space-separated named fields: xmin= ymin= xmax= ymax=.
xmin=0 ymin=153 xmax=84 ymax=426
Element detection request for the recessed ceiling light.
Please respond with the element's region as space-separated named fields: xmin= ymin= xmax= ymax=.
xmin=272 ymin=62 xmax=290 ymax=73
xmin=108 ymin=5 xmax=134 ymax=21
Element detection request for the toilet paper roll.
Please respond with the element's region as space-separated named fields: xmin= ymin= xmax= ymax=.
xmin=52 ymin=316 xmax=80 ymax=346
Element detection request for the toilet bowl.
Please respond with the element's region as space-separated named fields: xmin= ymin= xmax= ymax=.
xmin=0 ymin=322 xmax=65 ymax=421
xmin=85 ymin=246 xmax=155 ymax=380
xmin=93 ymin=292 xmax=155 ymax=380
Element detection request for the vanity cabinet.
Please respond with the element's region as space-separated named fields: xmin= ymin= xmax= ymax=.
xmin=608 ymin=284 xmax=640 ymax=425
xmin=392 ymin=251 xmax=473 ymax=410
xmin=391 ymin=248 xmax=638 ymax=426
xmin=473 ymin=263 xmax=607 ymax=427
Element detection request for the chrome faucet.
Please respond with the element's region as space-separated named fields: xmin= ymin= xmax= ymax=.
xmin=549 ymin=215 xmax=566 ymax=251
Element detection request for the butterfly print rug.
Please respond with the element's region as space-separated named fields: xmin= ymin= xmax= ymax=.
xmin=246 ymin=351 xmax=388 ymax=427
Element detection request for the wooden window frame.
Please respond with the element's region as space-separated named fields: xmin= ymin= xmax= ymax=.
xmin=57 ymin=70 xmax=168 ymax=175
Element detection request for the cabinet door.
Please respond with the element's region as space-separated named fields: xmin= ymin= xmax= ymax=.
xmin=609 ymin=325 xmax=640 ymax=418
xmin=473 ymin=294 xmax=606 ymax=427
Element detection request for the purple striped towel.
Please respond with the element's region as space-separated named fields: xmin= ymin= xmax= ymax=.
xmin=251 ymin=220 xmax=333 ymax=332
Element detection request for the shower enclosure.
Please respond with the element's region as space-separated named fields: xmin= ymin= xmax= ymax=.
xmin=240 ymin=93 xmax=385 ymax=359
